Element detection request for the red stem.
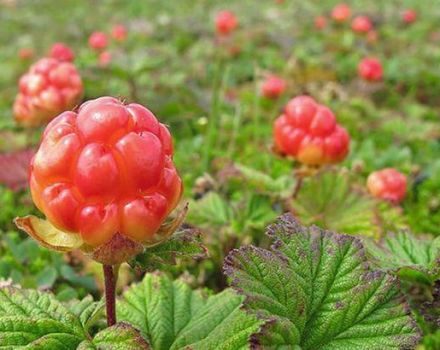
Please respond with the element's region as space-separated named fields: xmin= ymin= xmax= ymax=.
xmin=103 ymin=265 xmax=117 ymax=327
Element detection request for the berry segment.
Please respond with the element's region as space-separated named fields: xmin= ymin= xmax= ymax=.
xmin=367 ymin=168 xmax=407 ymax=203
xmin=273 ymin=96 xmax=350 ymax=165
xmin=49 ymin=42 xmax=75 ymax=62
xmin=30 ymin=97 xmax=183 ymax=248
xmin=13 ymin=58 xmax=83 ymax=127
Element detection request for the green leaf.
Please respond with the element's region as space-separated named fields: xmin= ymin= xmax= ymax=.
xmin=224 ymin=214 xmax=421 ymax=349
xmin=129 ymin=229 xmax=207 ymax=272
xmin=36 ymin=266 xmax=58 ymax=289
xmin=117 ymin=272 xmax=263 ymax=350
xmin=187 ymin=192 xmax=233 ymax=228
xmin=365 ymin=231 xmax=440 ymax=284
xmin=77 ymin=323 xmax=150 ymax=350
xmin=291 ymin=169 xmax=378 ymax=237
xmin=67 ymin=295 xmax=105 ymax=332
xmin=0 ymin=287 xmax=147 ymax=349
xmin=0 ymin=287 xmax=86 ymax=348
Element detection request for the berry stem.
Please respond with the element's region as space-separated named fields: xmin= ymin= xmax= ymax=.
xmin=103 ymin=264 xmax=118 ymax=327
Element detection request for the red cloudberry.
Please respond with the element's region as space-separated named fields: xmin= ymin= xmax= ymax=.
xmin=18 ymin=48 xmax=34 ymax=60
xmin=315 ymin=16 xmax=327 ymax=30
xmin=13 ymin=58 xmax=83 ymax=127
xmin=112 ymin=24 xmax=128 ymax=42
xmin=29 ymin=97 xmax=182 ymax=250
xmin=351 ymin=15 xmax=372 ymax=34
xmin=99 ymin=51 xmax=112 ymax=67
xmin=358 ymin=57 xmax=383 ymax=82
xmin=261 ymin=75 xmax=286 ymax=99
xmin=273 ymin=96 xmax=350 ymax=165
xmin=367 ymin=168 xmax=407 ymax=203
xmin=331 ymin=3 xmax=351 ymax=23
xmin=49 ymin=42 xmax=75 ymax=62
xmin=403 ymin=9 xmax=417 ymax=24
xmin=215 ymin=10 xmax=238 ymax=36
xmin=89 ymin=31 xmax=108 ymax=51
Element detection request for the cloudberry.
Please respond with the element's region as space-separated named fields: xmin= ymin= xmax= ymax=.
xmin=358 ymin=57 xmax=383 ymax=82
xmin=13 ymin=58 xmax=83 ymax=127
xmin=273 ymin=96 xmax=350 ymax=165
xmin=402 ymin=9 xmax=417 ymax=24
xmin=89 ymin=31 xmax=108 ymax=51
xmin=215 ymin=11 xmax=238 ymax=36
xmin=367 ymin=168 xmax=407 ymax=203
xmin=331 ymin=3 xmax=351 ymax=23
xmin=261 ymin=75 xmax=286 ymax=99
xmin=351 ymin=15 xmax=372 ymax=33
xmin=112 ymin=24 xmax=127 ymax=42
xmin=26 ymin=97 xmax=183 ymax=255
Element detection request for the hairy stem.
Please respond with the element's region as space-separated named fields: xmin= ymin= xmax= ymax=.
xmin=103 ymin=264 xmax=118 ymax=327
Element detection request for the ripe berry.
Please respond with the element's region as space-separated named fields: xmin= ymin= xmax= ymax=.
xmin=331 ymin=3 xmax=351 ymax=23
xmin=367 ymin=168 xmax=407 ymax=203
xmin=13 ymin=58 xmax=83 ymax=127
xmin=273 ymin=96 xmax=350 ymax=165
xmin=261 ymin=75 xmax=286 ymax=99
xmin=29 ymin=97 xmax=182 ymax=248
xmin=18 ymin=48 xmax=34 ymax=60
xmin=358 ymin=57 xmax=383 ymax=82
xmin=215 ymin=11 xmax=238 ymax=36
xmin=315 ymin=16 xmax=327 ymax=30
xmin=111 ymin=24 xmax=127 ymax=42
xmin=402 ymin=9 xmax=417 ymax=24
xmin=89 ymin=31 xmax=108 ymax=51
xmin=98 ymin=51 xmax=112 ymax=67
xmin=351 ymin=15 xmax=372 ymax=34
xmin=49 ymin=42 xmax=75 ymax=62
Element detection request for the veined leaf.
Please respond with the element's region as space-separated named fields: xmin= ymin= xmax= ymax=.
xmin=187 ymin=192 xmax=233 ymax=228
xmin=129 ymin=228 xmax=207 ymax=272
xmin=224 ymin=214 xmax=421 ymax=349
xmin=365 ymin=231 xmax=440 ymax=284
xmin=77 ymin=323 xmax=150 ymax=350
xmin=67 ymin=295 xmax=105 ymax=332
xmin=117 ymin=272 xmax=263 ymax=350
xmin=291 ymin=169 xmax=378 ymax=237
xmin=0 ymin=287 xmax=148 ymax=349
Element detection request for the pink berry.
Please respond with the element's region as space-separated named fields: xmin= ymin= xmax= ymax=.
xmin=261 ymin=75 xmax=286 ymax=99
xmin=49 ymin=43 xmax=75 ymax=62
xmin=98 ymin=51 xmax=112 ymax=67
xmin=402 ymin=9 xmax=417 ymax=24
xmin=215 ymin=11 xmax=238 ymax=36
xmin=112 ymin=24 xmax=128 ymax=42
xmin=351 ymin=15 xmax=372 ymax=34
xmin=367 ymin=168 xmax=407 ymax=203
xmin=331 ymin=3 xmax=351 ymax=23
xmin=89 ymin=31 xmax=108 ymax=51
xmin=274 ymin=95 xmax=350 ymax=165
xmin=315 ymin=16 xmax=327 ymax=30
xmin=358 ymin=57 xmax=383 ymax=82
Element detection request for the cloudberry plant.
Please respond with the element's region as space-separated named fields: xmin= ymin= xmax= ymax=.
xmin=13 ymin=57 xmax=83 ymax=127
xmin=215 ymin=10 xmax=238 ymax=36
xmin=367 ymin=168 xmax=407 ymax=203
xmin=358 ymin=57 xmax=383 ymax=82
xmin=273 ymin=96 xmax=350 ymax=165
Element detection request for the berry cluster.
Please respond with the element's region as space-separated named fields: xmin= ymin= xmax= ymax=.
xmin=30 ymin=97 xmax=182 ymax=247
xmin=273 ymin=96 xmax=350 ymax=165
xmin=13 ymin=58 xmax=83 ymax=126
xmin=367 ymin=168 xmax=407 ymax=203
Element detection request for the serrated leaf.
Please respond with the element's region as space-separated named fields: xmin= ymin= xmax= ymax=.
xmin=365 ymin=231 xmax=440 ymax=284
xmin=67 ymin=295 xmax=104 ymax=331
xmin=291 ymin=169 xmax=378 ymax=237
xmin=129 ymin=229 xmax=207 ymax=272
xmin=77 ymin=323 xmax=150 ymax=350
xmin=117 ymin=272 xmax=263 ymax=350
xmin=187 ymin=192 xmax=233 ymax=228
xmin=224 ymin=214 xmax=421 ymax=349
xmin=0 ymin=287 xmax=86 ymax=348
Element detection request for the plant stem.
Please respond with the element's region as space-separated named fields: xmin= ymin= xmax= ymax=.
xmin=103 ymin=264 xmax=118 ymax=327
